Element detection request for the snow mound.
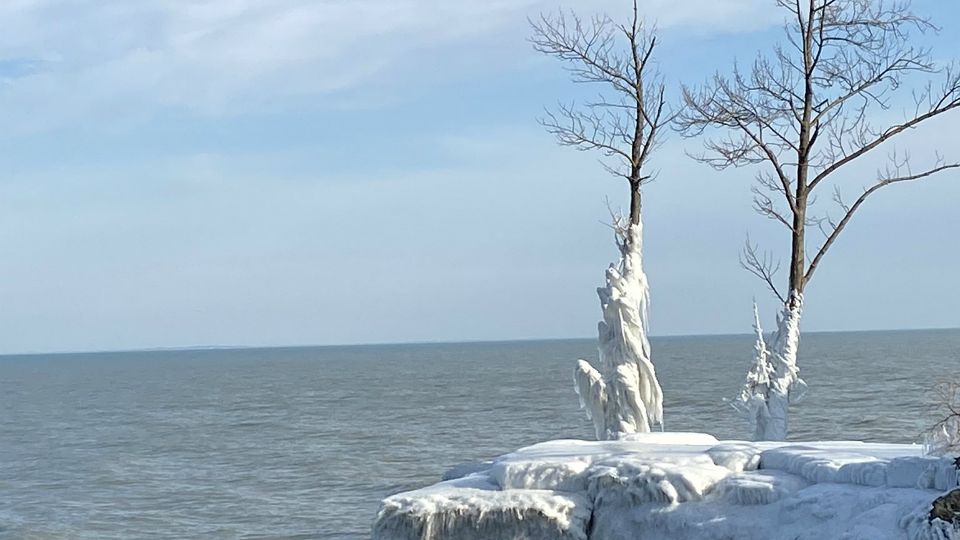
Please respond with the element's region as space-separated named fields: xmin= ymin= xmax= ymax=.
xmin=372 ymin=433 xmax=960 ymax=540
xmin=491 ymin=456 xmax=592 ymax=491
xmin=587 ymin=454 xmax=729 ymax=506
xmin=706 ymin=441 xmax=764 ymax=472
xmin=915 ymin=457 xmax=960 ymax=491
xmin=712 ymin=469 xmax=809 ymax=505
xmin=901 ymin=507 xmax=960 ymax=540
xmin=761 ymin=445 xmax=891 ymax=485
xmin=761 ymin=443 xmax=960 ymax=490
xmin=372 ymin=475 xmax=591 ymax=540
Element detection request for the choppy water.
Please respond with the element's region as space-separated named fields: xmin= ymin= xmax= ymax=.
xmin=1 ymin=330 xmax=959 ymax=539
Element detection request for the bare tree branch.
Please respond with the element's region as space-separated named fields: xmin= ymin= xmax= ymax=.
xmin=808 ymin=66 xmax=960 ymax=191
xmin=678 ymin=0 xmax=960 ymax=300
xmin=741 ymin=238 xmax=786 ymax=303
xmin=531 ymin=0 xmax=674 ymax=230
xmin=805 ymin=159 xmax=960 ymax=284
xmin=924 ymin=380 xmax=960 ymax=455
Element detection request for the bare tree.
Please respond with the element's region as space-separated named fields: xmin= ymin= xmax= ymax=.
xmin=678 ymin=0 xmax=960 ymax=440
xmin=531 ymin=0 xmax=670 ymax=438
xmin=924 ymin=381 xmax=960 ymax=456
xmin=531 ymin=0 xmax=667 ymax=236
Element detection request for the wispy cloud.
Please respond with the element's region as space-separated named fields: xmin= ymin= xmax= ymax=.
xmin=0 ymin=0 xmax=780 ymax=132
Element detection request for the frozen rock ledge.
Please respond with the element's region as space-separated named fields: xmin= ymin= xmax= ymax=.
xmin=371 ymin=432 xmax=960 ymax=540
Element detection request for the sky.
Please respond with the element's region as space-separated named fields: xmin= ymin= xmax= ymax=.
xmin=0 ymin=0 xmax=957 ymax=353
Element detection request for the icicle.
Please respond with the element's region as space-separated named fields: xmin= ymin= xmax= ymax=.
xmin=573 ymin=360 xmax=607 ymax=440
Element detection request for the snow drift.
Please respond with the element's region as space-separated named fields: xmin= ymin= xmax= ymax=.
xmin=574 ymin=219 xmax=663 ymax=440
xmin=372 ymin=433 xmax=960 ymax=540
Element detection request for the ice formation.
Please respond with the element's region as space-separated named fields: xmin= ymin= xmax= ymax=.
xmin=734 ymin=295 xmax=807 ymax=441
xmin=574 ymin=219 xmax=663 ymax=440
xmin=928 ymin=421 xmax=960 ymax=457
xmin=372 ymin=433 xmax=960 ymax=540
xmin=924 ymin=383 xmax=960 ymax=457
xmin=372 ymin=473 xmax=591 ymax=540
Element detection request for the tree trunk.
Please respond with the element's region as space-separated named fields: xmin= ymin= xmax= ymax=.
xmin=628 ymin=181 xmax=642 ymax=226
xmin=788 ymin=210 xmax=806 ymax=307
xmin=761 ymin=183 xmax=806 ymax=439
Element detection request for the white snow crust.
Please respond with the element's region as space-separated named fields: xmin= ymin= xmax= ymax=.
xmin=575 ymin=220 xmax=664 ymax=440
xmin=372 ymin=474 xmax=592 ymax=540
xmin=372 ymin=432 xmax=960 ymax=540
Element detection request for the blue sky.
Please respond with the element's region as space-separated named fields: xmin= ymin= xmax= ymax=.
xmin=0 ymin=0 xmax=956 ymax=353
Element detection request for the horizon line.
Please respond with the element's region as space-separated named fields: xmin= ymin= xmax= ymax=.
xmin=1 ymin=325 xmax=958 ymax=358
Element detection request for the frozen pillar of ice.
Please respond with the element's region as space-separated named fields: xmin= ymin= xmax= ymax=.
xmin=574 ymin=218 xmax=664 ymax=440
xmin=735 ymin=293 xmax=806 ymax=441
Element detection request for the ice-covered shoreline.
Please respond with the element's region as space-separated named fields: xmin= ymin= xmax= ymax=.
xmin=372 ymin=432 xmax=960 ymax=540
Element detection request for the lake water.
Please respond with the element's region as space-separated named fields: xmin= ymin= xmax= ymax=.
xmin=1 ymin=330 xmax=958 ymax=539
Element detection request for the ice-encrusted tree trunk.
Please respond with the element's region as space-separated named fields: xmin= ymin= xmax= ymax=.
xmin=678 ymin=0 xmax=960 ymax=440
xmin=735 ymin=301 xmax=807 ymax=440
xmin=531 ymin=0 xmax=669 ymax=439
xmin=575 ymin=213 xmax=663 ymax=439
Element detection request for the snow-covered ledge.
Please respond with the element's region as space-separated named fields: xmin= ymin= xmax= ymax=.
xmin=372 ymin=433 xmax=960 ymax=540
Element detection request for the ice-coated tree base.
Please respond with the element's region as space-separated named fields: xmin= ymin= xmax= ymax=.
xmin=575 ymin=219 xmax=663 ymax=440
xmin=734 ymin=295 xmax=806 ymax=441
xmin=372 ymin=433 xmax=960 ymax=540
